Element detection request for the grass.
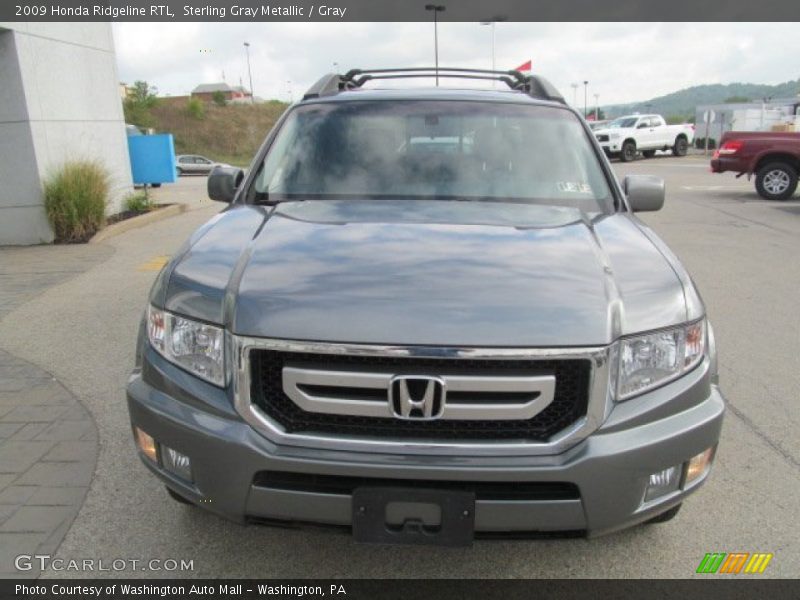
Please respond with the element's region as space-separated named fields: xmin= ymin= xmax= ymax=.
xmin=123 ymin=191 xmax=153 ymax=213
xmin=43 ymin=160 xmax=110 ymax=243
xmin=149 ymin=99 xmax=289 ymax=166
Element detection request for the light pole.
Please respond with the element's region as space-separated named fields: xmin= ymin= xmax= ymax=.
xmin=583 ymin=80 xmax=588 ymax=117
xmin=332 ymin=61 xmax=338 ymax=73
xmin=287 ymin=80 xmax=293 ymax=103
xmin=479 ymin=21 xmax=496 ymax=73
xmin=570 ymin=83 xmax=579 ymax=107
xmin=425 ymin=4 xmax=446 ymax=86
xmin=243 ymin=42 xmax=254 ymax=104
xmin=594 ymin=93 xmax=600 ymax=121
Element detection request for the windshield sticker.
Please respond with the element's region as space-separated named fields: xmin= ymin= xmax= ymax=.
xmin=557 ymin=182 xmax=593 ymax=194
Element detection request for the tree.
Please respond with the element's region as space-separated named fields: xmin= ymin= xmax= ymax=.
xmin=212 ymin=91 xmax=228 ymax=107
xmin=186 ymin=97 xmax=205 ymax=119
xmin=724 ymin=95 xmax=751 ymax=103
xmin=123 ymin=80 xmax=159 ymax=128
xmin=129 ymin=81 xmax=159 ymax=107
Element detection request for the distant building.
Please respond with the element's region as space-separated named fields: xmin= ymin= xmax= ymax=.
xmin=695 ymin=97 xmax=800 ymax=140
xmin=191 ymin=83 xmax=251 ymax=102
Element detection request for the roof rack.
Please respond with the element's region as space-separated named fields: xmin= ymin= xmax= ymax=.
xmin=302 ymin=68 xmax=566 ymax=104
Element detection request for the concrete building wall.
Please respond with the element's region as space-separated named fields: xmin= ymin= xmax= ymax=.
xmin=0 ymin=22 xmax=133 ymax=245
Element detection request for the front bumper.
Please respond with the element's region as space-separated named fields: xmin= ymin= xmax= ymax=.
xmin=127 ymin=347 xmax=725 ymax=539
xmin=127 ymin=342 xmax=725 ymax=536
xmin=598 ymin=141 xmax=621 ymax=155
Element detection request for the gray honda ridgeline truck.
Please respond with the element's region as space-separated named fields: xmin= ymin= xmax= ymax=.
xmin=127 ymin=68 xmax=725 ymax=546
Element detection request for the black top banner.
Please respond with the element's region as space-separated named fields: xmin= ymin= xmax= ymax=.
xmin=3 ymin=0 xmax=800 ymax=22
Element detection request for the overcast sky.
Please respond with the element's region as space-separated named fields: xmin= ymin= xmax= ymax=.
xmin=113 ymin=22 xmax=800 ymax=106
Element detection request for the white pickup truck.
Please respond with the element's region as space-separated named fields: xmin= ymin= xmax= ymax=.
xmin=593 ymin=114 xmax=695 ymax=162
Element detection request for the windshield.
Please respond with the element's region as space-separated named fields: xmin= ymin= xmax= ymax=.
xmin=251 ymin=100 xmax=612 ymax=212
xmin=607 ymin=117 xmax=638 ymax=129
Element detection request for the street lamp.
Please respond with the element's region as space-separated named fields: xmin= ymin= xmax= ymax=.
xmin=287 ymin=80 xmax=293 ymax=103
xmin=583 ymin=80 xmax=588 ymax=117
xmin=332 ymin=61 xmax=339 ymax=72
xmin=480 ymin=17 xmax=506 ymax=88
xmin=479 ymin=22 xmax=496 ymax=73
xmin=570 ymin=83 xmax=579 ymax=107
xmin=425 ymin=4 xmax=446 ymax=86
xmin=243 ymin=42 xmax=254 ymax=104
xmin=594 ymin=93 xmax=600 ymax=121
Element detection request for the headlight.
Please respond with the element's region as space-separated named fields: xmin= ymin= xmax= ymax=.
xmin=147 ymin=305 xmax=225 ymax=386
xmin=617 ymin=319 xmax=706 ymax=400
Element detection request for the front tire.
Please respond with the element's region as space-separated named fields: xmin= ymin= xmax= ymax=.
xmin=672 ymin=136 xmax=688 ymax=157
xmin=755 ymin=162 xmax=798 ymax=200
xmin=620 ymin=141 xmax=637 ymax=162
xmin=642 ymin=150 xmax=656 ymax=159
xmin=175 ymin=167 xmax=183 ymax=178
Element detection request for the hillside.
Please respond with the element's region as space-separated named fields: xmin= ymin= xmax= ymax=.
xmin=604 ymin=79 xmax=800 ymax=121
xmin=148 ymin=99 xmax=290 ymax=166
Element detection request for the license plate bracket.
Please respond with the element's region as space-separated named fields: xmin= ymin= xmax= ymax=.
xmin=352 ymin=486 xmax=475 ymax=547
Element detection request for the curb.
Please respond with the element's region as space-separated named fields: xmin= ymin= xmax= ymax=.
xmin=89 ymin=204 xmax=187 ymax=244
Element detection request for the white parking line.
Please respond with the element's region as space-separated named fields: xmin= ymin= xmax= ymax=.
xmin=681 ymin=185 xmax=749 ymax=191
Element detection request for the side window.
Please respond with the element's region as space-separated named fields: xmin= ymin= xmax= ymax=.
xmin=652 ymin=116 xmax=665 ymax=127
xmin=637 ymin=118 xmax=651 ymax=129
xmin=179 ymin=157 xmax=190 ymax=164
xmin=197 ymin=158 xmax=211 ymax=165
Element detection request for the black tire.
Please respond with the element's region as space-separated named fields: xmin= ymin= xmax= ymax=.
xmin=175 ymin=167 xmax=183 ymax=178
xmin=672 ymin=136 xmax=688 ymax=157
xmin=642 ymin=150 xmax=656 ymax=159
xmin=755 ymin=162 xmax=798 ymax=201
xmin=620 ymin=141 xmax=637 ymax=162
xmin=150 ymin=183 xmax=161 ymax=188
xmin=166 ymin=486 xmax=194 ymax=505
xmin=646 ymin=503 xmax=681 ymax=524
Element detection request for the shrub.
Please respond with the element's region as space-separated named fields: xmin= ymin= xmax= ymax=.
xmin=186 ymin=98 xmax=205 ymax=119
xmin=124 ymin=191 xmax=153 ymax=213
xmin=44 ymin=161 xmax=110 ymax=243
xmin=212 ymin=91 xmax=227 ymax=107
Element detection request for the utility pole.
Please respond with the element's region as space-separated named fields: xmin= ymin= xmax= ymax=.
xmin=243 ymin=42 xmax=254 ymax=104
xmin=479 ymin=21 xmax=496 ymax=74
xmin=594 ymin=93 xmax=600 ymax=121
xmin=570 ymin=83 xmax=579 ymax=107
xmin=425 ymin=5 xmax=446 ymax=86
xmin=583 ymin=80 xmax=588 ymax=118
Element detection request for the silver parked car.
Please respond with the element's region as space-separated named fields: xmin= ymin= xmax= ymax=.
xmin=175 ymin=155 xmax=229 ymax=176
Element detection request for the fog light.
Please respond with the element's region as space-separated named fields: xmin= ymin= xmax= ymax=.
xmin=134 ymin=427 xmax=158 ymax=463
xmin=161 ymin=444 xmax=192 ymax=482
xmin=644 ymin=465 xmax=681 ymax=502
xmin=686 ymin=447 xmax=715 ymax=485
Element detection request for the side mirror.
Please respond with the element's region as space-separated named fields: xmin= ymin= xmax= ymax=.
xmin=623 ymin=175 xmax=665 ymax=212
xmin=207 ymin=166 xmax=244 ymax=203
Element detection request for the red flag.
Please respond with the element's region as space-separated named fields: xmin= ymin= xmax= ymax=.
xmin=514 ymin=60 xmax=532 ymax=73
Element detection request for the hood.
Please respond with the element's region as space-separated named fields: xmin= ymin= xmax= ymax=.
xmin=163 ymin=200 xmax=691 ymax=347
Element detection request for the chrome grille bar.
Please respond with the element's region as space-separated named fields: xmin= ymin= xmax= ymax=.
xmin=283 ymin=366 xmax=556 ymax=420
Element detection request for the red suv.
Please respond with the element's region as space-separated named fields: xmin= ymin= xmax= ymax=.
xmin=711 ymin=131 xmax=800 ymax=200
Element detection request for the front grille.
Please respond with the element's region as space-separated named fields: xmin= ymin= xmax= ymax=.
xmin=596 ymin=134 xmax=609 ymax=142
xmin=253 ymin=471 xmax=580 ymax=501
xmin=249 ymin=350 xmax=591 ymax=442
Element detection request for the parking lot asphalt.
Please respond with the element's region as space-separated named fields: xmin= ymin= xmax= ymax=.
xmin=0 ymin=158 xmax=797 ymax=578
